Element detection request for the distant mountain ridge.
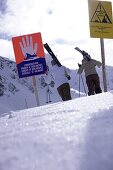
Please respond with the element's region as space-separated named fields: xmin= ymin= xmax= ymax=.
xmin=0 ymin=56 xmax=34 ymax=97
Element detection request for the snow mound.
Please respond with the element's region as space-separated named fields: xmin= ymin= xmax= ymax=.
xmin=0 ymin=91 xmax=113 ymax=170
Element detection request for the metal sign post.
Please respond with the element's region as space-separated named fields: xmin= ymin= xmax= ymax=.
xmin=100 ymin=38 xmax=107 ymax=92
xmin=32 ymin=76 xmax=40 ymax=106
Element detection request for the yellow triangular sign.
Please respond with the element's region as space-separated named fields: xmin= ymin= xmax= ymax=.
xmin=91 ymin=2 xmax=112 ymax=23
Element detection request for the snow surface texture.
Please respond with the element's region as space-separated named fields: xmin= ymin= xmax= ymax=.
xmin=0 ymin=91 xmax=113 ymax=170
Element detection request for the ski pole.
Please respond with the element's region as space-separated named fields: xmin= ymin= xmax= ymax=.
xmin=79 ymin=74 xmax=81 ymax=97
xmin=80 ymin=74 xmax=87 ymax=96
xmin=46 ymin=84 xmax=52 ymax=103
xmin=77 ymin=63 xmax=87 ymax=96
xmin=48 ymin=85 xmax=51 ymax=103
xmin=78 ymin=63 xmax=81 ymax=97
xmin=46 ymin=85 xmax=49 ymax=103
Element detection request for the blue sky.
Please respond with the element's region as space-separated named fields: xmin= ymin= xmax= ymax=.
xmin=0 ymin=0 xmax=113 ymax=69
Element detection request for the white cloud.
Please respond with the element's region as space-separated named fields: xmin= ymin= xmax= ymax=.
xmin=0 ymin=39 xmax=14 ymax=60
xmin=0 ymin=0 xmax=113 ymax=69
xmin=0 ymin=0 xmax=89 ymax=38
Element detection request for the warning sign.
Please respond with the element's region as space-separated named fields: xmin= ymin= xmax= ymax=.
xmin=88 ymin=1 xmax=113 ymax=38
xmin=12 ymin=33 xmax=47 ymax=78
xmin=91 ymin=2 xmax=112 ymax=23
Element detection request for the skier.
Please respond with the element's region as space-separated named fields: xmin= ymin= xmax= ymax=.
xmin=50 ymin=60 xmax=72 ymax=101
xmin=77 ymin=53 xmax=102 ymax=96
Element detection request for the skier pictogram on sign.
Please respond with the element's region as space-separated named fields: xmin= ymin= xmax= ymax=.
xmin=91 ymin=2 xmax=112 ymax=24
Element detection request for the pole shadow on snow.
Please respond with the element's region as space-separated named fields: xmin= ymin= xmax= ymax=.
xmin=79 ymin=106 xmax=113 ymax=170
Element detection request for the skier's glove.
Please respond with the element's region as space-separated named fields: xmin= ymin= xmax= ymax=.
xmin=67 ymin=75 xmax=71 ymax=80
xmin=50 ymin=81 xmax=55 ymax=87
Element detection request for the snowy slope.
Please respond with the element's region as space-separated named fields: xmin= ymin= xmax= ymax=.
xmin=0 ymin=56 xmax=36 ymax=114
xmin=0 ymin=91 xmax=113 ymax=170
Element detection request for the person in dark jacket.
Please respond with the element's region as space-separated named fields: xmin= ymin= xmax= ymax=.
xmin=78 ymin=55 xmax=102 ymax=96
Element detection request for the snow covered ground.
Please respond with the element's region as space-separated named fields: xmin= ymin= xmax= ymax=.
xmin=0 ymin=91 xmax=113 ymax=170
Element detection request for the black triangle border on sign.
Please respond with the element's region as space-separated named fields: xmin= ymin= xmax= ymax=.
xmin=91 ymin=2 xmax=112 ymax=24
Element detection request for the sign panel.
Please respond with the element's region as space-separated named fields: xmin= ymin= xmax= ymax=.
xmin=12 ymin=32 xmax=47 ymax=78
xmin=88 ymin=1 xmax=113 ymax=38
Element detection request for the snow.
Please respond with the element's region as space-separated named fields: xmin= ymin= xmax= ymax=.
xmin=0 ymin=91 xmax=113 ymax=170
